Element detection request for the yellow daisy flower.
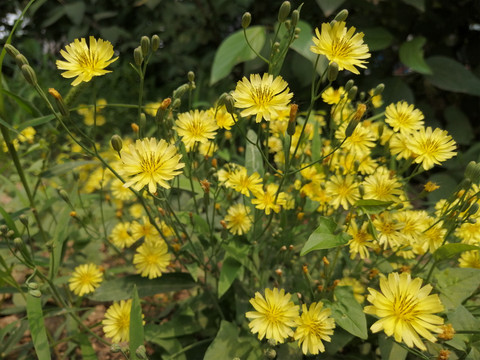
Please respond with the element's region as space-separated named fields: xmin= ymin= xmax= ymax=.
xmin=56 ymin=36 xmax=118 ymax=86
xmin=311 ymin=21 xmax=370 ymax=74
xmin=232 ymin=73 xmax=293 ymax=123
xmin=109 ymin=222 xmax=136 ymax=249
xmin=131 ymin=216 xmax=159 ymax=243
xmin=325 ymin=174 xmax=360 ymax=210
xmin=364 ymin=272 xmax=444 ymax=351
xmin=133 ymin=240 xmax=171 ymax=279
xmin=174 ymin=109 xmax=218 ymax=151
xmin=389 ymin=133 xmax=414 ymax=160
xmin=372 ymin=213 xmax=404 ymax=250
xmin=120 ymin=137 xmax=185 ymax=193
xmin=347 ymin=221 xmax=374 ymax=260
xmin=321 ymin=86 xmax=345 ymax=105
xmin=251 ymin=183 xmax=287 ymax=215
xmin=228 ymin=167 xmax=263 ymax=197
xmin=224 ymin=204 xmax=252 ymax=235
xmin=208 ymin=105 xmax=236 ymax=130
xmin=336 ymin=122 xmax=376 ymax=158
xmin=102 ymin=299 xmax=132 ymax=343
xmin=407 ymin=127 xmax=457 ymax=170
xmin=294 ymin=302 xmax=335 ymax=355
xmin=459 ymin=250 xmax=480 ymax=268
xmin=362 ymin=167 xmax=403 ymax=202
xmin=68 ymin=263 xmax=103 ymax=296
xmin=246 ymin=288 xmax=299 ymax=344
xmin=110 ymin=178 xmax=134 ymax=201
xmin=385 ymin=101 xmax=424 ymax=134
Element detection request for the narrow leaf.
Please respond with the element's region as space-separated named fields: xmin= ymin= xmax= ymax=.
xmin=26 ymin=294 xmax=52 ymax=360
xmin=245 ymin=129 xmax=264 ymax=177
xmin=399 ymin=37 xmax=432 ymax=75
xmin=50 ymin=205 xmax=71 ymax=279
xmin=129 ymin=286 xmax=144 ymax=360
xmin=355 ymin=199 xmax=393 ymax=214
xmin=0 ymin=88 xmax=42 ymax=117
xmin=145 ymin=315 xmax=201 ymax=340
xmin=300 ymin=217 xmax=349 ymax=256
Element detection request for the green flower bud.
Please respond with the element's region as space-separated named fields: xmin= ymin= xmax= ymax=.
xmin=173 ymin=84 xmax=189 ymax=99
xmin=21 ymin=65 xmax=37 ymax=86
xmin=188 ymin=71 xmax=195 ymax=83
xmin=134 ymin=46 xmax=143 ymax=66
xmin=345 ymin=118 xmax=360 ymax=138
xmin=291 ymin=9 xmax=299 ymax=27
xmin=13 ymin=237 xmax=24 ymax=248
xmin=347 ymin=85 xmax=358 ymax=100
xmin=27 ymin=282 xmax=38 ymax=290
xmin=273 ymin=42 xmax=280 ymax=53
xmin=344 ymin=79 xmax=354 ymax=92
xmin=29 ymin=289 xmax=42 ymax=298
xmin=0 ymin=224 xmax=8 ymax=235
xmin=464 ymin=161 xmax=480 ymax=184
xmin=242 ymin=12 xmax=252 ymax=29
xmin=373 ymin=83 xmax=385 ymax=96
xmin=265 ymin=349 xmax=276 ymax=359
xmin=327 ymin=62 xmax=339 ymax=82
xmin=15 ymin=54 xmax=29 ymax=68
xmin=136 ymin=345 xmax=148 ymax=359
xmin=278 ymin=1 xmax=291 ymax=23
xmin=110 ymin=135 xmax=123 ymax=153
xmin=4 ymin=44 xmax=20 ymax=58
xmin=19 ymin=215 xmax=28 ymax=227
xmin=140 ymin=36 xmax=150 ymax=56
xmin=6 ymin=230 xmax=15 ymax=238
xmin=140 ymin=113 xmax=147 ymax=130
xmin=151 ymin=35 xmax=161 ymax=51
xmin=48 ymin=88 xmax=69 ymax=117
xmin=171 ymin=98 xmax=181 ymax=110
xmin=359 ymin=91 xmax=366 ymax=101
xmin=222 ymin=94 xmax=235 ymax=114
xmin=334 ymin=9 xmax=349 ymax=22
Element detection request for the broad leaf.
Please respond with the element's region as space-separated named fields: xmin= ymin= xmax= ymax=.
xmin=210 ymin=26 xmax=266 ymax=85
xmin=145 ymin=315 xmax=202 ymax=340
xmin=355 ymin=199 xmax=393 ymax=214
xmin=378 ymin=334 xmax=408 ymax=360
xmin=445 ymin=105 xmax=474 ymax=145
xmin=363 ymin=27 xmax=394 ymax=51
xmin=300 ymin=217 xmax=349 ymax=256
xmin=330 ymin=286 xmax=368 ymax=339
xmin=399 ymin=37 xmax=432 ymax=74
xmin=218 ymin=257 xmax=242 ymax=298
xmin=435 ymin=267 xmax=480 ymax=309
xmin=129 ymin=286 xmax=145 ymax=360
xmin=433 ymin=243 xmax=480 ymax=261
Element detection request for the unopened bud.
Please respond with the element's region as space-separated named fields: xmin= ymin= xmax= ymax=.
xmin=48 ymin=88 xmax=69 ymax=117
xmin=468 ymin=203 xmax=479 ymax=216
xmin=188 ymin=71 xmax=195 ymax=83
xmin=21 ymin=65 xmax=37 ymax=86
xmin=15 ymin=54 xmax=29 ymax=68
xmin=134 ymin=46 xmax=143 ymax=66
xmin=373 ymin=83 xmax=385 ymax=96
xmin=464 ymin=161 xmax=480 ymax=184
xmin=334 ymin=9 xmax=349 ymax=22
xmin=278 ymin=1 xmax=291 ymax=23
xmin=322 ymin=256 xmax=330 ymax=266
xmin=173 ymin=84 xmax=189 ymax=99
xmin=19 ymin=215 xmax=28 ymax=227
xmin=291 ymin=9 xmax=299 ymax=27
xmin=345 ymin=118 xmax=360 ymax=138
xmin=27 ymin=282 xmax=38 ymax=290
xmin=29 ymin=289 xmax=42 ymax=298
xmin=275 ymin=268 xmax=283 ymax=277
xmin=171 ymin=98 xmax=181 ymax=110
xmin=242 ymin=12 xmax=252 ymax=29
xmin=131 ymin=122 xmax=140 ymax=133
xmin=287 ymin=103 xmax=298 ymax=136
xmin=136 ymin=345 xmax=148 ymax=359
xmin=273 ymin=42 xmax=280 ymax=52
xmin=110 ymin=135 xmax=123 ymax=152
xmin=13 ymin=237 xmax=23 ymax=248
xmin=0 ymin=225 xmax=8 ymax=235
xmin=302 ymin=264 xmax=309 ymax=274
xmin=354 ymin=103 xmax=367 ymax=121
xmin=139 ymin=113 xmax=147 ymax=130
xmin=347 ymin=86 xmax=358 ymax=100
xmin=265 ymin=349 xmax=276 ymax=359
xmin=151 ymin=35 xmax=161 ymax=51
xmin=110 ymin=344 xmax=122 ymax=353
xmin=359 ymin=91 xmax=366 ymax=101
xmin=57 ymin=188 xmax=71 ymax=204
xmin=140 ymin=36 xmax=150 ymax=56
xmin=327 ymin=62 xmax=339 ymax=82
xmin=219 ymin=93 xmax=235 ymax=114
xmin=4 ymin=44 xmax=20 ymax=58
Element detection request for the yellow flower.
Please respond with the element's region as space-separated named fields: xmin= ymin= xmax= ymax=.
xmin=325 ymin=174 xmax=360 ymax=210
xmin=389 ymin=133 xmax=414 ymax=160
xmin=385 ymin=101 xmax=424 ymax=134
xmin=77 ymin=99 xmax=107 ymax=126
xmin=364 ymin=272 xmax=444 ymax=351
xmin=311 ymin=21 xmax=370 ymax=74
xmin=246 ymin=288 xmax=299 ymax=344
xmin=120 ymin=138 xmax=184 ymax=193
xmin=133 ymin=240 xmax=171 ymax=279
xmin=337 ymin=277 xmax=365 ymax=304
xmin=322 ymin=86 xmax=345 ymax=105
xmin=368 ymin=89 xmax=383 ymax=108
xmin=407 ymin=127 xmax=457 ymax=170
xmin=102 ymin=300 xmax=132 ymax=343
xmin=208 ymin=105 xmax=236 ymax=130
xmin=424 ymin=181 xmax=440 ymax=193
xmin=110 ymin=178 xmax=134 ymax=201
xmin=227 ymin=167 xmax=263 ymax=197
xmin=347 ymin=221 xmax=374 ymax=260
xmin=18 ymin=126 xmax=36 ymax=143
xmin=232 ymin=73 xmax=293 ymax=123
xmin=110 ymin=222 xmax=136 ymax=249
xmin=224 ymin=204 xmax=252 ymax=235
xmin=251 ymin=183 xmax=287 ymax=215
xmin=362 ymin=167 xmax=403 ymax=202
xmin=68 ymin=263 xmax=103 ymax=296
xmin=459 ymin=250 xmax=480 ymax=268
xmin=131 ymin=216 xmax=159 ymax=243
xmin=56 ymin=36 xmax=118 ymax=86
xmin=372 ymin=213 xmax=404 ymax=250
xmin=294 ymin=302 xmax=335 ymax=355
xmin=174 ymin=109 xmax=219 ymax=151
xmin=336 ymin=122 xmax=376 ymax=158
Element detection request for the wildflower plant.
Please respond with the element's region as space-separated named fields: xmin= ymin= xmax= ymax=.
xmin=2 ymin=2 xmax=480 ymax=360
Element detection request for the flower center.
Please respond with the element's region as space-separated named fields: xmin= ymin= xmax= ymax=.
xmin=141 ymin=152 xmax=162 ymax=175
xmin=253 ymin=86 xmax=274 ymax=106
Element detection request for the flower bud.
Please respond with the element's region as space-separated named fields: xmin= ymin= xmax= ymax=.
xmin=173 ymin=84 xmax=189 ymax=99
xmin=359 ymin=91 xmax=366 ymax=101
xmin=327 ymin=62 xmax=339 ymax=82
xmin=344 ymin=79 xmax=354 ymax=92
xmin=151 ymin=34 xmax=161 ymax=51
xmin=373 ymin=83 xmax=385 ymax=96
xmin=278 ymin=1 xmax=291 ymax=23
xmin=242 ymin=12 xmax=252 ymax=29
xmin=334 ymin=9 xmax=349 ymax=22
xmin=265 ymin=349 xmax=276 ymax=359
xmin=140 ymin=113 xmax=147 ymax=130
xmin=131 ymin=122 xmax=140 ymax=133
xmin=29 ymin=289 xmax=42 ymax=298
xmin=347 ymin=85 xmax=358 ymax=100
xmin=272 ymin=42 xmax=280 ymax=53
xmin=27 ymin=282 xmax=39 ymax=290
xmin=0 ymin=224 xmax=8 ymax=235
xmin=223 ymin=94 xmax=235 ymax=114
xmin=13 ymin=237 xmax=24 ymax=248
xmin=171 ymin=98 xmax=181 ymax=110
xmin=136 ymin=345 xmax=148 ymax=359
xmin=48 ymin=88 xmax=70 ymax=117
xmin=140 ymin=36 xmax=150 ymax=57
xmin=4 ymin=44 xmax=20 ymax=58
xmin=21 ymin=65 xmax=37 ymax=86
xmin=110 ymin=135 xmax=123 ymax=152
xmin=345 ymin=118 xmax=360 ymax=138
xmin=464 ymin=161 xmax=480 ymax=184
xmin=134 ymin=46 xmax=143 ymax=66
xmin=287 ymin=103 xmax=298 ymax=136
xmin=6 ymin=230 xmax=15 ymax=238
xmin=111 ymin=344 xmax=122 ymax=353
xmin=188 ymin=71 xmax=195 ymax=83
xmin=15 ymin=54 xmax=29 ymax=68
xmin=19 ymin=214 xmax=28 ymax=227
xmin=291 ymin=9 xmax=299 ymax=27
xmin=468 ymin=203 xmax=479 ymax=216
xmin=353 ymin=103 xmax=367 ymax=121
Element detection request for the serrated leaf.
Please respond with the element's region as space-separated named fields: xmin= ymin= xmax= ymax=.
xmin=245 ymin=129 xmax=264 ymax=177
xmin=26 ymin=294 xmax=52 ymax=360
xmin=426 ymin=56 xmax=480 ymax=96
xmin=300 ymin=217 xmax=349 ymax=256
xmin=129 ymin=286 xmax=144 ymax=360
xmin=433 ymin=243 xmax=480 ymax=261
xmin=363 ymin=27 xmax=394 ymax=51
xmin=399 ymin=37 xmax=432 ymax=75
xmin=355 ymin=199 xmax=393 ymax=214
xmin=330 ymin=286 xmax=368 ymax=339
xmin=435 ymin=267 xmax=480 ymax=309
xmin=218 ymin=257 xmax=242 ymax=298
xmin=210 ymin=26 xmax=266 ymax=85
xmin=89 ymin=273 xmax=196 ymax=301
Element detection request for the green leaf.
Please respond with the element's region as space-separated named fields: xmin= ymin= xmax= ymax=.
xmin=435 ymin=267 xmax=480 ymax=309
xmin=447 ymin=305 xmax=480 ymax=332
xmin=426 ymin=56 xmax=480 ymax=96
xmin=41 ymin=160 xmax=97 ymax=177
xmin=145 ymin=315 xmax=202 ymax=340
xmin=65 ymin=2 xmax=86 ymax=25
xmin=204 ymin=321 xmax=262 ymax=360
xmin=78 ymin=333 xmax=97 ymax=360
xmin=315 ymin=0 xmax=346 ymax=17
xmin=210 ymin=26 xmax=266 ymax=85
xmin=381 ymin=77 xmax=414 ymax=105
xmin=129 ymin=286 xmax=145 ymax=360
xmin=49 ymin=205 xmax=71 ymax=279
xmin=355 ymin=199 xmax=393 ymax=214
xmin=300 ymin=217 xmax=350 ymax=256
xmin=378 ymin=333 xmax=408 ymax=360
xmin=0 ymin=88 xmax=42 ymax=117
xmin=445 ymin=105 xmax=474 ymax=145
xmin=192 ymin=214 xmax=210 ymax=236
xmin=18 ymin=114 xmax=56 ymax=131
xmin=0 ymin=204 xmax=20 ymax=236
xmin=245 ymin=129 xmax=264 ymax=177
xmin=89 ymin=273 xmax=196 ymax=301
xmin=433 ymin=243 xmax=480 ymax=261
xmin=401 ymin=0 xmax=425 ymax=11
xmin=399 ymin=37 xmax=432 ymax=74
xmin=330 ymin=286 xmax=368 ymax=340
xmin=363 ymin=27 xmax=394 ymax=51
xmin=223 ymin=239 xmax=258 ymax=278
xmin=26 ymin=294 xmax=52 ymax=360
xmin=218 ymin=257 xmax=242 ymax=298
